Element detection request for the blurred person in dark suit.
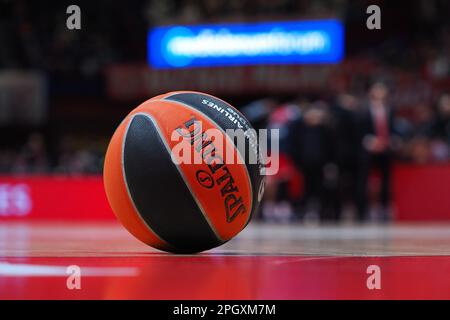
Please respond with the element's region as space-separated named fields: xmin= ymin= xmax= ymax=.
xmin=330 ymin=93 xmax=360 ymax=219
xmin=287 ymin=101 xmax=336 ymax=221
xmin=355 ymin=82 xmax=396 ymax=222
xmin=429 ymin=94 xmax=450 ymax=143
xmin=425 ymin=94 xmax=450 ymax=162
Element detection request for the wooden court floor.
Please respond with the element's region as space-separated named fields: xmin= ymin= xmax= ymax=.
xmin=1 ymin=222 xmax=450 ymax=299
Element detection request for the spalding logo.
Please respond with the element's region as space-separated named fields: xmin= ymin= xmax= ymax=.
xmin=176 ymin=117 xmax=247 ymax=223
xmin=196 ymin=170 xmax=214 ymax=189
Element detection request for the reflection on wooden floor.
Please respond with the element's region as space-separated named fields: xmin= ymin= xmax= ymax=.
xmin=1 ymin=222 xmax=450 ymax=299
xmin=2 ymin=222 xmax=450 ymax=257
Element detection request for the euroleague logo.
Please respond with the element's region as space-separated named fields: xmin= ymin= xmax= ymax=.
xmin=196 ymin=170 xmax=214 ymax=189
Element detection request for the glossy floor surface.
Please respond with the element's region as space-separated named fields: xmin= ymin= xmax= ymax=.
xmin=1 ymin=222 xmax=450 ymax=299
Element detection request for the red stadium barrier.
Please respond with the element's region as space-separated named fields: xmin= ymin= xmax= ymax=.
xmin=0 ymin=175 xmax=114 ymax=221
xmin=1 ymin=164 xmax=450 ymax=221
xmin=393 ymin=164 xmax=450 ymax=221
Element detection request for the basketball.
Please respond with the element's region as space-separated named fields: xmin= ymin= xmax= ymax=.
xmin=103 ymin=91 xmax=264 ymax=253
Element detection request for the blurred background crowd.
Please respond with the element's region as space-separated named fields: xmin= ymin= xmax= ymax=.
xmin=1 ymin=0 xmax=450 ymax=221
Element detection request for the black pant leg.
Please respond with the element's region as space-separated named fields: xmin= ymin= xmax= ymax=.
xmin=378 ymin=153 xmax=391 ymax=209
xmin=356 ymin=155 xmax=370 ymax=221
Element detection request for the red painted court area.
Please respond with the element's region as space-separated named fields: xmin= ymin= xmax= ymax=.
xmin=2 ymin=222 xmax=450 ymax=299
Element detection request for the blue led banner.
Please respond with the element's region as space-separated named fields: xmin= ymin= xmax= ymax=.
xmin=148 ymin=20 xmax=344 ymax=68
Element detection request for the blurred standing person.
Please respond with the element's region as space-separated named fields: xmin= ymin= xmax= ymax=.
xmin=355 ymin=82 xmax=395 ymax=222
xmin=260 ymin=101 xmax=302 ymax=223
xmin=330 ymin=94 xmax=360 ymax=219
xmin=430 ymin=94 xmax=450 ymax=142
xmin=287 ymin=101 xmax=336 ymax=221
xmin=428 ymin=94 xmax=450 ymax=161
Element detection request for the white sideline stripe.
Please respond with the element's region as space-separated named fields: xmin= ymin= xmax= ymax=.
xmin=0 ymin=262 xmax=138 ymax=277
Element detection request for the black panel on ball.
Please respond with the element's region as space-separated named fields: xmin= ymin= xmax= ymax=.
xmin=123 ymin=113 xmax=222 ymax=253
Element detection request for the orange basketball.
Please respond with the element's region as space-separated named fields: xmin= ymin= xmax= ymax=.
xmin=103 ymin=91 xmax=264 ymax=253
